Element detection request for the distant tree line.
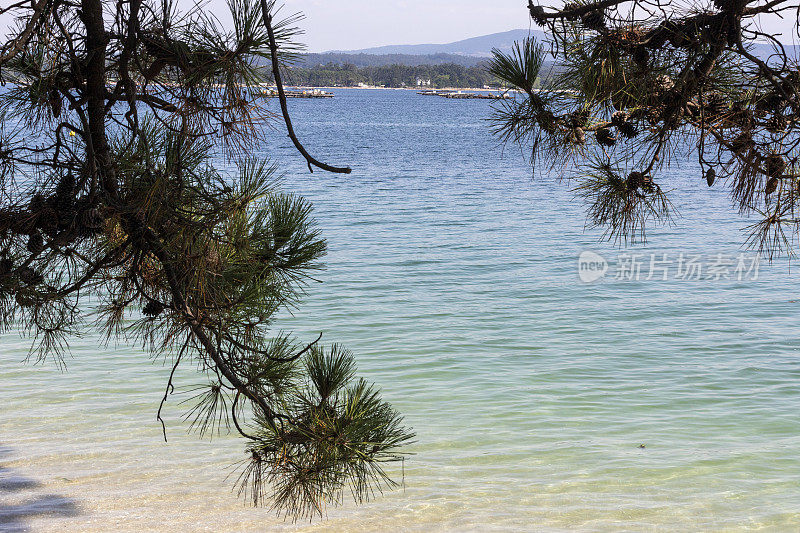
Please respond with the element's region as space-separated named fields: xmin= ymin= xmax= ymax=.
xmin=278 ymin=62 xmax=500 ymax=88
xmin=296 ymin=52 xmax=488 ymax=68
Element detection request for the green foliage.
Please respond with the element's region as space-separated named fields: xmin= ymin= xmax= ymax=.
xmin=0 ymin=0 xmax=412 ymax=519
xmin=490 ymin=2 xmax=797 ymax=248
xmin=488 ymin=37 xmax=546 ymax=95
xmin=575 ymin=161 xmax=674 ymax=244
xmin=239 ymin=345 xmax=413 ymax=519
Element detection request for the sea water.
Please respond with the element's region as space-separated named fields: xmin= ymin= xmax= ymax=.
xmin=1 ymin=89 xmax=799 ymax=532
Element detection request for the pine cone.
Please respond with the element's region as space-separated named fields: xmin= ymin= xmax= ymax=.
xmin=663 ymin=18 xmax=696 ymax=48
xmin=29 ymin=194 xmax=46 ymax=212
xmin=18 ymin=266 xmax=43 ymax=286
xmin=36 ymin=207 xmax=58 ymax=234
xmin=632 ymin=46 xmax=649 ymax=68
xmin=528 ymin=3 xmax=547 ymax=26
xmin=536 ymin=110 xmax=557 ymax=133
xmin=568 ymin=127 xmax=586 ymax=145
xmin=765 ymin=154 xmax=786 ymax=178
xmin=567 ymin=110 xmax=589 ymax=128
xmin=54 ymin=174 xmax=76 ymax=211
xmin=706 ymin=168 xmax=716 ymax=187
xmin=645 ymin=30 xmax=667 ymax=50
xmin=205 ymin=249 xmax=221 ymax=270
xmin=730 ymin=133 xmax=753 ymax=154
xmin=730 ymin=111 xmax=754 ymax=131
xmin=48 ymin=89 xmax=62 ymax=118
xmin=563 ymin=2 xmax=580 ymax=21
xmin=15 ymin=292 xmax=35 ymax=308
xmin=15 ymin=214 xmax=38 ymax=236
xmin=595 ymin=127 xmax=617 ymax=147
xmin=618 ymin=121 xmax=638 ymax=139
xmin=0 ymin=258 xmax=12 ymax=276
xmin=766 ymin=114 xmax=787 ymax=133
xmin=627 ymin=171 xmax=646 ymax=190
xmin=581 ymin=9 xmax=605 ymax=31
xmin=646 ymin=107 xmax=663 ymax=125
xmin=781 ymin=71 xmax=800 ymax=95
xmin=26 ymin=233 xmax=44 ymax=255
xmin=77 ymin=207 xmax=103 ymax=237
xmin=56 ymin=206 xmax=77 ymax=232
xmin=655 ymin=74 xmax=675 ymax=92
xmin=668 ymin=30 xmax=692 ymax=48
xmin=765 ymin=177 xmax=779 ymax=196
xmin=143 ymin=301 xmax=165 ymax=317
xmin=611 ymin=111 xmax=628 ymax=127
xmin=756 ymin=91 xmax=784 ymax=113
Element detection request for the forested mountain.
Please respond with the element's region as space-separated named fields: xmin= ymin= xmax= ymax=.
xmin=330 ymin=29 xmax=545 ymax=57
xmin=281 ymin=27 xmax=797 ymax=90
xmin=296 ymin=53 xmax=487 ymax=68
xmin=297 ymin=29 xmax=797 ymax=73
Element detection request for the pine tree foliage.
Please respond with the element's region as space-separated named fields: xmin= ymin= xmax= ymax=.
xmin=0 ymin=0 xmax=411 ymax=519
xmin=495 ymin=0 xmax=800 ymax=250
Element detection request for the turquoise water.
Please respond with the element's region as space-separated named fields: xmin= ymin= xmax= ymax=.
xmin=2 ymin=89 xmax=800 ymax=531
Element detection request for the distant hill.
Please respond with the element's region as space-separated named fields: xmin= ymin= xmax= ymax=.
xmin=296 ymin=52 xmax=488 ymax=68
xmin=305 ymin=29 xmax=797 ymax=68
xmin=328 ymin=29 xmax=547 ymax=58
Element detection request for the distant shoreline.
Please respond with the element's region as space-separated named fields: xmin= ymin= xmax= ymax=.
xmin=286 ymin=85 xmax=512 ymax=93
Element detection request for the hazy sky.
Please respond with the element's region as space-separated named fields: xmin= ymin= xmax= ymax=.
xmin=281 ymin=1 xmax=531 ymax=52
xmin=279 ymin=0 xmax=795 ymax=51
xmin=0 ymin=1 xmax=795 ymax=53
xmin=0 ymin=1 xmax=531 ymax=52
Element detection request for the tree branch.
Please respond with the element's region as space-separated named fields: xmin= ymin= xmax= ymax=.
xmin=259 ymin=0 xmax=352 ymax=174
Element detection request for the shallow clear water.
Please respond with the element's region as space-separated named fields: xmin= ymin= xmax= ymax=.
xmin=2 ymin=89 xmax=800 ymax=532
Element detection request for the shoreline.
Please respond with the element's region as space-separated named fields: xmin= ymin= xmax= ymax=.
xmin=284 ymin=85 xmax=513 ymax=93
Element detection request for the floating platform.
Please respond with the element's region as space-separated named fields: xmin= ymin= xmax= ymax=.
xmin=259 ymin=89 xmax=334 ymax=99
xmin=437 ymin=91 xmax=514 ymax=100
